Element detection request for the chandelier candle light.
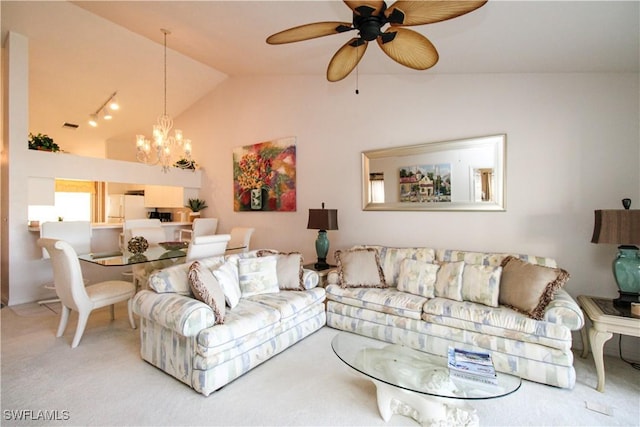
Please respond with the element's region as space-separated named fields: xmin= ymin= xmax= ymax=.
xmin=136 ymin=29 xmax=193 ymax=172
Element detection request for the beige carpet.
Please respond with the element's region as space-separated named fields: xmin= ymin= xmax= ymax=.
xmin=1 ymin=302 xmax=638 ymax=426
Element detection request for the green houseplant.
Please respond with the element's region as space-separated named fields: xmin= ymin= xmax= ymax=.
xmin=186 ymin=198 xmax=208 ymax=222
xmin=28 ymin=133 xmax=60 ymax=152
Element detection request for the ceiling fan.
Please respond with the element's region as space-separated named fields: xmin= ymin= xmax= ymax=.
xmin=266 ymin=1 xmax=488 ymax=82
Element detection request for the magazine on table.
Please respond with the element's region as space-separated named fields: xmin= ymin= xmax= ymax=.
xmin=448 ymin=347 xmax=498 ymax=385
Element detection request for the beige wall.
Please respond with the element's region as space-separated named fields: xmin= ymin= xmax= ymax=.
xmin=180 ymin=72 xmax=639 ymax=303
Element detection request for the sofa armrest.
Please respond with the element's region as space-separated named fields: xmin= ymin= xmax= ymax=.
xmin=133 ymin=290 xmax=216 ymax=337
xmin=542 ymin=289 xmax=584 ymax=331
xmin=326 ymin=269 xmax=339 ymax=286
xmin=302 ymin=269 xmax=320 ymax=289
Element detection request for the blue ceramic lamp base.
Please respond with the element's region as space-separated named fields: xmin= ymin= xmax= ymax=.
xmin=314 ymin=230 xmax=331 ymax=270
xmin=613 ymin=245 xmax=640 ymax=307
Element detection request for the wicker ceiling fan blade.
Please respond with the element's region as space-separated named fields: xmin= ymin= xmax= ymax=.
xmin=327 ymin=38 xmax=368 ymax=82
xmin=266 ymin=22 xmax=354 ymax=44
xmin=377 ymin=27 xmax=438 ymax=70
xmin=386 ymin=0 xmax=488 ymax=26
xmin=343 ymin=0 xmax=386 ymax=17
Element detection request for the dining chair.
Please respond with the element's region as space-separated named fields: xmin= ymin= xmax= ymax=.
xmin=122 ymin=218 xmax=165 ymax=249
xmin=226 ymin=227 xmax=255 ymax=254
xmin=185 ymin=234 xmax=231 ymax=262
xmin=179 ymin=218 xmax=218 ymax=242
xmin=38 ymin=221 xmax=92 ymax=305
xmin=38 ymin=238 xmax=136 ymax=348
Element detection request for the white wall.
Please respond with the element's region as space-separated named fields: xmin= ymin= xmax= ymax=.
xmin=179 ymin=72 xmax=639 ymax=356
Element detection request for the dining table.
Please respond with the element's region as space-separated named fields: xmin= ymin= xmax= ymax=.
xmin=78 ymin=243 xmax=247 ymax=267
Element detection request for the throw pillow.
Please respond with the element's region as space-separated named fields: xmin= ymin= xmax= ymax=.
xmin=461 ymin=264 xmax=502 ymax=307
xmin=336 ymin=248 xmax=386 ymax=288
xmin=188 ymin=261 xmax=225 ymax=324
xmin=211 ymin=259 xmax=242 ymax=309
xmin=499 ymin=256 xmax=570 ymax=320
xmin=434 ymin=261 xmax=464 ymax=301
xmin=238 ymin=256 xmax=280 ymax=298
xmin=396 ymin=258 xmax=439 ymax=298
xmin=257 ymin=250 xmax=305 ymax=290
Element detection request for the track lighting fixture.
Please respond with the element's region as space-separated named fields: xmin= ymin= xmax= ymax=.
xmin=87 ymin=91 xmax=119 ymax=127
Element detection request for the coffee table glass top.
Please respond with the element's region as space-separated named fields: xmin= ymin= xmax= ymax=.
xmin=331 ymin=332 xmax=521 ymax=400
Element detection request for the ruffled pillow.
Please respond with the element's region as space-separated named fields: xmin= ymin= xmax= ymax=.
xmin=499 ymin=256 xmax=570 ymax=319
xmin=188 ymin=261 xmax=225 ymax=324
xmin=335 ymin=248 xmax=386 ymax=288
xmin=257 ymin=250 xmax=304 ymax=290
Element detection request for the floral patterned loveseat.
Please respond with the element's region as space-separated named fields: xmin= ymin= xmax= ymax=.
xmin=325 ymin=246 xmax=584 ymax=389
xmin=133 ymin=250 xmax=326 ymax=396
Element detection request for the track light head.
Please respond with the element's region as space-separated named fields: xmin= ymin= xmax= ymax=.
xmin=88 ymin=114 xmax=99 ymax=127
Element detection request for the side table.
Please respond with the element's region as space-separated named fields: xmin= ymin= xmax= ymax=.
xmin=303 ymin=263 xmax=335 ymax=288
xmin=577 ymin=295 xmax=640 ymax=392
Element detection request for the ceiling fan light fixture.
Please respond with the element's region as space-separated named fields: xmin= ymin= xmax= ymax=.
xmin=266 ymin=0 xmax=488 ymax=82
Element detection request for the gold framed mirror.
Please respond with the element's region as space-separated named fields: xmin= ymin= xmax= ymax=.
xmin=362 ymin=134 xmax=506 ymax=211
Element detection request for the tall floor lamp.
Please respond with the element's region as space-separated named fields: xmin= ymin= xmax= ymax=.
xmin=591 ymin=199 xmax=640 ymax=307
xmin=307 ymin=203 xmax=338 ymax=270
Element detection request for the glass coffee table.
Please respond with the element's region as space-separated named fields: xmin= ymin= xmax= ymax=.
xmin=331 ymin=332 xmax=521 ymax=426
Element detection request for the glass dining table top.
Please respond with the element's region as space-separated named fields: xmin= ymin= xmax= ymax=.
xmin=79 ymin=243 xmax=247 ymax=266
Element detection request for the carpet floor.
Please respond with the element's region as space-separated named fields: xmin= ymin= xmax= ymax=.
xmin=1 ymin=302 xmax=638 ymax=426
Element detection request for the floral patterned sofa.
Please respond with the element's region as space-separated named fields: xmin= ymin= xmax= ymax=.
xmin=325 ymin=246 xmax=584 ymax=389
xmin=132 ymin=250 xmax=326 ymax=396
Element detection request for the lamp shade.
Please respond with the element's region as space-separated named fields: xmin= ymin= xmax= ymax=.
xmin=591 ymin=210 xmax=640 ymax=245
xmin=307 ymin=208 xmax=338 ymax=231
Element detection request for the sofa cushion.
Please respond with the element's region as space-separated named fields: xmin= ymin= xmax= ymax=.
xmin=499 ymin=256 xmax=570 ymax=320
xmin=356 ymin=246 xmax=436 ymax=286
xmin=212 ymin=259 xmax=242 ymax=309
xmin=188 ymin=261 xmax=226 ymax=324
xmin=248 ymin=288 xmax=326 ymax=321
xmin=396 ymin=258 xmax=439 ymax=298
xmin=257 ymin=250 xmax=305 ymax=290
xmin=238 ymin=255 xmax=280 ymax=297
xmin=326 ymin=284 xmax=426 ymax=320
xmin=197 ymin=299 xmax=281 ymax=352
xmin=336 ymin=248 xmax=387 ymax=288
xmin=461 ymin=264 xmax=502 ymax=308
xmin=434 ymin=261 xmax=464 ymax=301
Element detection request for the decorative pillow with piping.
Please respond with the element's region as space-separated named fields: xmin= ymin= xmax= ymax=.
xmin=461 ymin=264 xmax=502 ymax=307
xmin=434 ymin=261 xmax=464 ymax=301
xmin=211 ymin=259 xmax=241 ymax=309
xmin=396 ymin=258 xmax=439 ymax=298
xmin=335 ymin=248 xmax=386 ymax=288
xmin=188 ymin=261 xmax=225 ymax=324
xmin=499 ymin=256 xmax=570 ymax=320
xmin=238 ymin=255 xmax=280 ymax=297
xmin=257 ymin=250 xmax=304 ymax=290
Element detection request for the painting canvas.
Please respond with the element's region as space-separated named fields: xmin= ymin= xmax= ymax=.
xmin=399 ymin=163 xmax=451 ymax=203
xmin=233 ymin=137 xmax=296 ymax=211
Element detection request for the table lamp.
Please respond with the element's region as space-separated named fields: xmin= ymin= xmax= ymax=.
xmin=591 ymin=198 xmax=640 ymax=306
xmin=307 ymin=203 xmax=338 ymax=270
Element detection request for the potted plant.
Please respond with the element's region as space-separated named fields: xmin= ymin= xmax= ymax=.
xmin=186 ymin=198 xmax=208 ymax=222
xmin=28 ymin=133 xmax=60 ymax=152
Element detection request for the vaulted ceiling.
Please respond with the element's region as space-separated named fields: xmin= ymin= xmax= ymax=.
xmin=2 ymin=1 xmax=638 ymax=156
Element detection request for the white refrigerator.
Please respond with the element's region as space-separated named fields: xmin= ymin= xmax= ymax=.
xmin=107 ymin=194 xmax=147 ymax=223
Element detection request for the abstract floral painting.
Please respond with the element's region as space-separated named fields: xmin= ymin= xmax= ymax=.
xmin=233 ymin=137 xmax=296 ymax=211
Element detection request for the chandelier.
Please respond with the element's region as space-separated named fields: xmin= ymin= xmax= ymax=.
xmin=136 ymin=29 xmax=193 ymax=172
